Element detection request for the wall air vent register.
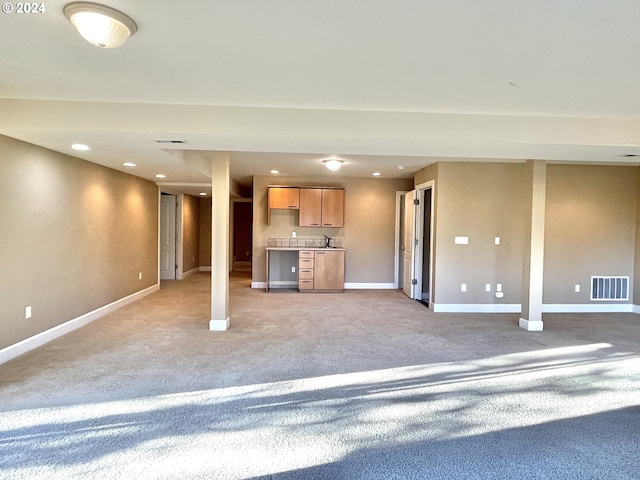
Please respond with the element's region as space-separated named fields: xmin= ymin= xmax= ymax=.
xmin=591 ymin=276 xmax=629 ymax=301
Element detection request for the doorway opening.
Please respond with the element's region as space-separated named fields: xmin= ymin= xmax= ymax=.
xmin=160 ymin=193 xmax=178 ymax=280
xmin=231 ymin=199 xmax=253 ymax=273
xmin=397 ymin=181 xmax=434 ymax=307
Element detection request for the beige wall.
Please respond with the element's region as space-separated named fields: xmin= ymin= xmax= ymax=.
xmin=544 ymin=164 xmax=637 ymax=304
xmin=182 ymin=194 xmax=200 ymax=273
xmin=433 ymin=162 xmax=528 ymax=305
xmin=252 ymin=175 xmax=413 ymax=284
xmin=414 ymin=163 xmax=438 ymax=187
xmin=0 ymin=135 xmax=158 ymax=350
xmin=415 ymin=161 xmax=640 ymax=309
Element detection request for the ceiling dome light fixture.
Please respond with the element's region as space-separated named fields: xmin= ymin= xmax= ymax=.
xmin=323 ymin=157 xmax=344 ymax=171
xmin=64 ymin=2 xmax=137 ymax=48
xmin=71 ymin=143 xmax=90 ymax=151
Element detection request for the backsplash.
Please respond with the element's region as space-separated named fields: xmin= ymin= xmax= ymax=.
xmin=268 ymin=237 xmax=344 ymax=248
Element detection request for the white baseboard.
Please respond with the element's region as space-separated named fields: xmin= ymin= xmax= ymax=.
xmin=183 ymin=267 xmax=200 ymax=278
xmin=268 ymin=281 xmax=298 ymax=288
xmin=199 ymin=266 xmax=212 ymax=272
xmin=519 ymin=318 xmax=544 ymax=331
xmin=209 ymin=318 xmax=230 ymax=331
xmin=541 ymin=304 xmax=633 ymax=313
xmin=252 ymin=282 xmax=398 ymax=290
xmin=432 ymin=303 xmax=522 ymax=313
xmin=344 ymin=283 xmax=397 ymax=289
xmin=0 ymin=284 xmax=160 ymax=365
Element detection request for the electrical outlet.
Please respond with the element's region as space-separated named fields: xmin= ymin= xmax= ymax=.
xmin=292 ymin=231 xmax=297 ymax=238
xmin=25 ymin=306 xmax=32 ymax=319
xmin=496 ymin=284 xmax=502 ymax=292
xmin=495 ymin=237 xmax=501 ymax=245
xmin=461 ymin=283 xmax=467 ymax=293
xmin=575 ymin=284 xmax=580 ymax=293
xmin=291 ymin=267 xmax=296 ymax=273
xmin=485 ymin=284 xmax=491 ymax=292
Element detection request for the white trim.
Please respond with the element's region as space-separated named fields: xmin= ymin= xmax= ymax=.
xmin=182 ymin=267 xmax=200 ymax=278
xmin=0 ymin=284 xmax=160 ymax=365
xmin=157 ymin=187 xmax=161 ymax=285
xmin=176 ymin=194 xmax=184 ymax=280
xmin=432 ymin=303 xmax=521 ymax=313
xmin=268 ymin=280 xmax=298 ymax=288
xmin=252 ymin=281 xmax=267 ymax=289
xmin=519 ymin=318 xmax=544 ymax=331
xmin=209 ymin=318 xmax=230 ymax=331
xmin=199 ymin=266 xmax=212 ymax=272
xmin=541 ymin=303 xmax=633 ymax=313
xmin=345 ymin=283 xmax=397 ymax=290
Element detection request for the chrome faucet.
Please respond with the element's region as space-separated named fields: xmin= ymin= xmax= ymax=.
xmin=324 ymin=235 xmax=332 ymax=248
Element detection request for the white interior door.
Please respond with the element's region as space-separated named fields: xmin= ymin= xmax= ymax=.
xmin=403 ymin=190 xmax=417 ymax=298
xmin=160 ymin=195 xmax=177 ymax=280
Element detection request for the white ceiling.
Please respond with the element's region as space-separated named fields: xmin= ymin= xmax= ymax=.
xmin=2 ymin=0 xmax=640 ymax=195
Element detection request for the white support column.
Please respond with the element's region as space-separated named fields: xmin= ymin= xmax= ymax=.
xmin=520 ymin=160 xmax=546 ymax=331
xmin=210 ymin=152 xmax=230 ymax=331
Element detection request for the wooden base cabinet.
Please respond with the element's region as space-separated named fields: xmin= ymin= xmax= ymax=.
xmin=299 ymin=249 xmax=344 ymax=292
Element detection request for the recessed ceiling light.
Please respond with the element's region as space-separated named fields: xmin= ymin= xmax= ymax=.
xmin=270 ymin=169 xmax=280 ymax=174
xmin=71 ymin=143 xmax=90 ymax=151
xmin=397 ymin=165 xmax=405 ymax=170
xmin=154 ymin=174 xmax=166 ymax=179
xmin=199 ymin=192 xmax=207 ymax=196
xmin=372 ymin=172 xmax=382 ymax=177
xmin=123 ymin=162 xmax=136 ymax=167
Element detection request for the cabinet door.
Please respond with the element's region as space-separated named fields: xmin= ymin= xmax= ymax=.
xmin=321 ymin=189 xmax=344 ymax=227
xmin=269 ymin=187 xmax=300 ymax=209
xmin=314 ymin=250 xmax=345 ymax=290
xmin=299 ymin=188 xmax=322 ymax=226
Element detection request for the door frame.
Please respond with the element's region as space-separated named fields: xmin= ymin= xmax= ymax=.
xmin=159 ymin=192 xmax=185 ymax=281
xmin=395 ymin=180 xmax=435 ymax=306
xmin=394 ymin=191 xmax=409 ymax=288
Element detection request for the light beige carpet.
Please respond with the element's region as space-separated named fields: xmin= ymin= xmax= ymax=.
xmin=1 ymin=272 xmax=639 ymax=479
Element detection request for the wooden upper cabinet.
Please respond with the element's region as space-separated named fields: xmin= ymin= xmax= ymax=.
xmin=299 ymin=188 xmax=322 ymax=226
xmin=299 ymin=188 xmax=344 ymax=227
xmin=321 ymin=189 xmax=344 ymax=227
xmin=268 ymin=187 xmax=299 ymax=209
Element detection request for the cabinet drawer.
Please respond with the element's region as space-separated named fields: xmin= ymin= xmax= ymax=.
xmin=299 ymin=268 xmax=314 ymax=279
xmin=298 ymin=258 xmax=314 ymax=268
xmin=298 ymin=279 xmax=314 ymax=290
xmin=298 ymin=250 xmax=314 ymax=259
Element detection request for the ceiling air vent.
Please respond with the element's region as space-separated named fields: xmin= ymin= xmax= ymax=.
xmin=155 ymin=139 xmax=187 ymax=144
xmin=591 ymin=276 xmax=629 ymax=301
